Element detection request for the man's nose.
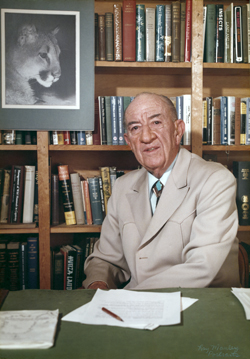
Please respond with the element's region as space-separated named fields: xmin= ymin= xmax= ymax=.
xmin=139 ymin=124 xmax=156 ymax=142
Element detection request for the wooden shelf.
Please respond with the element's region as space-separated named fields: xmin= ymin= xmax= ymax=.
xmin=238 ymin=226 xmax=250 ymax=232
xmin=51 ymin=224 xmax=102 ymax=233
xmin=95 ymin=61 xmax=192 ymax=68
xmin=203 ymin=146 xmax=250 ymax=152
xmin=0 ymin=145 xmax=37 ymax=151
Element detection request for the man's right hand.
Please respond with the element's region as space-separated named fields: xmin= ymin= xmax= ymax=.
xmin=87 ymin=281 xmax=108 ymax=290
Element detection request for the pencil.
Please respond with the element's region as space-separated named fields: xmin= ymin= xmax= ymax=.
xmin=102 ymin=307 xmax=124 ymax=322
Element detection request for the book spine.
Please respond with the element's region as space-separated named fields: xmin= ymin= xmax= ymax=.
xmin=246 ymin=98 xmax=250 ymax=145
xmin=242 ymin=5 xmax=248 ymax=63
xmin=82 ymin=180 xmax=93 ymax=225
xmin=98 ymin=176 xmax=106 ymax=220
xmin=215 ymin=4 xmax=224 ymax=63
xmin=172 ymin=1 xmax=181 ymax=63
xmin=110 ymin=166 xmax=117 ymax=192
xmin=233 ymin=161 xmax=250 ymax=225
xmin=113 ymin=4 xmax=123 ymax=61
xmin=52 ymin=131 xmax=58 ymax=145
xmin=117 ymin=96 xmax=125 ymax=145
xmin=206 ymin=97 xmax=213 ymax=145
xmin=51 ymin=174 xmax=59 ymax=226
xmin=27 ymin=237 xmax=39 ymax=289
xmin=105 ymin=12 xmax=114 ymax=61
xmin=85 ymin=131 xmax=93 ymax=145
xmin=205 ymin=4 xmax=216 ymax=63
xmin=52 ymin=249 xmax=64 ymax=290
xmin=180 ymin=2 xmax=186 ymax=62
xmin=164 ymin=4 xmax=172 ymax=62
xmin=203 ymin=6 xmax=207 ymax=61
xmin=95 ymin=13 xmax=99 ymax=60
xmin=155 ymin=5 xmax=165 ymax=62
xmin=136 ymin=4 xmax=145 ymax=62
xmin=77 ymin=131 xmax=86 ymax=145
xmin=65 ymin=246 xmax=76 ymax=290
xmin=33 ymin=167 xmax=38 ymax=224
xmin=234 ymin=97 xmax=241 ymax=146
xmin=63 ymin=131 xmax=71 ymax=145
xmin=110 ymin=96 xmax=119 ymax=145
xmin=19 ymin=242 xmax=28 ymax=290
xmin=88 ymin=177 xmax=103 ymax=225
xmin=212 ymin=98 xmax=221 ymax=145
xmin=70 ymin=173 xmax=85 ymax=225
xmin=8 ymin=165 xmax=16 ymax=223
xmin=7 ymin=242 xmax=20 ymax=290
xmin=70 ymin=131 xmax=77 ymax=145
xmin=240 ymin=98 xmax=247 ymax=145
xmin=220 ymin=97 xmax=228 ymax=145
xmin=184 ymin=0 xmax=192 ymax=62
xmin=25 ymin=131 xmax=31 ymax=145
xmin=0 ymin=242 xmax=8 ymax=289
xmin=93 ymin=98 xmax=101 ymax=145
xmin=202 ymin=99 xmax=208 ymax=145
xmin=58 ymin=165 xmax=76 ymax=225
xmin=182 ymin=95 xmax=191 ymax=146
xmin=234 ymin=6 xmax=243 ymax=63
xmin=123 ymin=0 xmax=136 ymax=61
xmin=100 ymin=167 xmax=111 ymax=214
xmin=71 ymin=245 xmax=84 ymax=289
xmin=105 ymin=96 xmax=112 ymax=145
xmin=0 ymin=169 xmax=11 ymax=223
xmin=98 ymin=15 xmax=106 ymax=61
xmin=22 ymin=165 xmax=35 ymax=223
xmin=14 ymin=166 xmax=24 ymax=224
xmin=99 ymin=96 xmax=107 ymax=145
xmin=227 ymin=96 xmax=235 ymax=145
xmin=146 ymin=7 xmax=155 ymax=61
xmin=247 ymin=4 xmax=250 ymax=64
xmin=57 ymin=131 xmax=64 ymax=145
xmin=224 ymin=6 xmax=231 ymax=63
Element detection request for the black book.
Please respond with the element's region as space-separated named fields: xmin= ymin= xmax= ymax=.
xmin=233 ymin=161 xmax=250 ymax=225
xmin=215 ymin=4 xmax=224 ymax=63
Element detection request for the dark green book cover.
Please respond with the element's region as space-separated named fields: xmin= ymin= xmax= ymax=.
xmin=233 ymin=161 xmax=250 ymax=226
xmin=205 ymin=4 xmax=216 ymax=63
xmin=136 ymin=4 xmax=145 ymax=62
xmin=155 ymin=5 xmax=165 ymax=61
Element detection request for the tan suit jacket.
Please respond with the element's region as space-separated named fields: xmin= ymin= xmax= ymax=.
xmin=83 ymin=148 xmax=240 ymax=289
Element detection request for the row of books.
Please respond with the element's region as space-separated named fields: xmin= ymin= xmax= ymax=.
xmin=202 ymin=97 xmax=250 ymax=146
xmin=51 ymin=236 xmax=99 ymax=290
xmin=52 ymin=165 xmax=125 ymax=226
xmin=96 ymin=0 xmax=192 ymax=63
xmin=203 ymin=3 xmax=250 ymax=63
xmin=0 ymin=131 xmax=37 ymax=145
xmin=0 ymin=165 xmax=38 ymax=225
xmin=50 ymin=131 xmax=94 ymax=146
xmin=0 ymin=237 xmax=39 ymax=291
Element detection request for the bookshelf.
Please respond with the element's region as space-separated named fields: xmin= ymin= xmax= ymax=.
xmin=0 ymin=0 xmax=249 ymax=289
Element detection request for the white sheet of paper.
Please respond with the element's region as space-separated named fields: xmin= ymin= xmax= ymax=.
xmin=232 ymin=287 xmax=250 ymax=320
xmin=0 ymin=309 xmax=59 ymax=349
xmin=63 ymin=289 xmax=198 ymax=330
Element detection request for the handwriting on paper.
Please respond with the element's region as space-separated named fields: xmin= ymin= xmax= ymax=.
xmin=197 ymin=344 xmax=240 ymax=357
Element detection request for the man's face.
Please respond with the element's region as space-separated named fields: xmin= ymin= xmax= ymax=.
xmin=124 ymin=94 xmax=185 ymax=178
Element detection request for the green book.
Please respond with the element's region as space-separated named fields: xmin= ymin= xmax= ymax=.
xmin=205 ymin=4 xmax=216 ymax=63
xmin=155 ymin=5 xmax=165 ymax=61
xmin=105 ymin=12 xmax=114 ymax=61
xmin=105 ymin=96 xmax=112 ymax=145
xmin=180 ymin=1 xmax=186 ymax=62
xmin=136 ymin=4 xmax=145 ymax=62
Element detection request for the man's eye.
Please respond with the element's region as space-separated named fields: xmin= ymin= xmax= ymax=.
xmin=131 ymin=126 xmax=139 ymax=131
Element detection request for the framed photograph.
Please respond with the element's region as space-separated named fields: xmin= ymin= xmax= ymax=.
xmin=0 ymin=0 xmax=94 ymax=131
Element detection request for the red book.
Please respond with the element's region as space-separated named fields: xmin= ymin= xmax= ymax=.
xmin=122 ymin=0 xmax=136 ymax=61
xmin=184 ymin=0 xmax=192 ymax=62
xmin=63 ymin=131 xmax=71 ymax=145
xmin=81 ymin=180 xmax=93 ymax=225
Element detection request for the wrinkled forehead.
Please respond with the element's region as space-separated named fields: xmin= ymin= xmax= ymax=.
xmin=126 ymin=95 xmax=168 ymax=122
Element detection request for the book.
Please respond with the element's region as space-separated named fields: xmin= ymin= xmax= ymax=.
xmin=8 ymin=165 xmax=17 ymax=223
xmin=7 ymin=241 xmax=20 ymax=291
xmin=77 ymin=131 xmax=86 ymax=145
xmin=58 ymin=165 xmax=76 ymax=225
xmin=155 ymin=5 xmax=165 ymax=62
xmin=0 ymin=169 xmax=11 ymax=223
xmin=95 ymin=13 xmax=99 ymax=61
xmin=202 ymin=99 xmax=207 ymax=145
xmin=51 ymin=174 xmax=59 ymax=226
xmin=88 ymin=177 xmax=103 ymax=225
xmin=184 ymin=0 xmax=192 ymax=62
xmin=145 ymin=7 xmax=155 ymax=62
xmin=244 ymin=98 xmax=250 ymax=145
xmin=98 ymin=96 xmax=107 ymax=145
xmin=215 ymin=4 xmax=224 ymax=63
xmin=82 ymin=180 xmax=93 ymax=225
xmin=70 ymin=131 xmax=77 ymax=145
xmin=234 ymin=6 xmax=243 ymax=63
xmin=172 ymin=1 xmax=181 ymax=63
xmin=93 ymin=98 xmax=101 ymax=145
xmin=22 ymin=165 xmax=35 ymax=223
xmin=117 ymin=96 xmax=125 ymax=145
xmin=100 ymin=167 xmax=111 ymax=214
xmin=52 ymin=248 xmax=64 ymax=290
xmin=234 ymin=97 xmax=241 ymax=146
xmin=233 ymin=161 xmax=250 ymax=226
xmin=136 ymin=4 xmax=145 ymax=62
xmin=212 ymin=97 xmax=221 ymax=145
xmin=0 ymin=240 xmax=8 ymax=289
xmin=0 ymin=168 xmax=4 ymax=215
xmin=206 ymin=97 xmax=213 ymax=145
xmin=224 ymin=3 xmax=233 ymax=63
xmin=110 ymin=96 xmax=119 ymax=145
xmin=24 ymin=131 xmax=31 ymax=145
xmin=98 ymin=15 xmax=106 ymax=61
xmin=240 ymin=98 xmax=247 ymax=145
xmin=60 ymin=246 xmax=68 ymax=290
xmin=61 ymin=245 xmax=77 ymax=290
xmin=242 ymin=5 xmax=248 ymax=64
xmin=63 ymin=131 xmax=71 ymax=145
xmin=205 ymin=4 xmax=216 ymax=63
xmin=105 ymin=96 xmax=112 ymax=145
xmin=227 ymin=96 xmax=235 ymax=145
xmin=33 ymin=166 xmax=38 ymax=224
xmin=203 ymin=6 xmax=207 ymax=61
xmin=27 ymin=237 xmax=39 ymax=289
xmin=57 ymin=131 xmax=64 ymax=145
xmin=247 ymin=4 xmax=250 ymax=64
xmin=11 ymin=166 xmax=24 ymax=224
xmin=180 ymin=1 xmax=185 ymax=62
xmin=19 ymin=242 xmax=28 ymax=290
xmin=113 ymin=4 xmax=123 ymax=61
xmin=164 ymin=4 xmax=172 ymax=62
xmin=123 ymin=0 xmax=136 ymax=61
xmin=70 ymin=173 xmax=85 ymax=225
xmin=219 ymin=96 xmax=228 ymax=145
xmin=110 ymin=166 xmax=117 ymax=192
xmin=52 ymin=131 xmax=58 ymax=145
xmin=98 ymin=176 xmax=106 ymax=220
xmin=182 ymin=95 xmax=191 ymax=146
xmin=86 ymin=131 xmax=93 ymax=145
xmin=105 ymin=12 xmax=114 ymax=61
xmin=71 ymin=244 xmax=84 ymax=289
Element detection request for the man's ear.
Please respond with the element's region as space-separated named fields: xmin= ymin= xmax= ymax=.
xmin=124 ymin=133 xmax=131 ymax=147
xmin=175 ymin=120 xmax=185 ymax=145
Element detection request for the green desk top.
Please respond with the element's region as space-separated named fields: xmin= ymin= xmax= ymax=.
xmin=0 ymin=288 xmax=249 ymax=359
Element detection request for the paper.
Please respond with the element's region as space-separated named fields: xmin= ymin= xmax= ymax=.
xmin=63 ymin=289 xmax=198 ymax=330
xmin=0 ymin=309 xmax=59 ymax=349
xmin=232 ymin=287 xmax=250 ymax=320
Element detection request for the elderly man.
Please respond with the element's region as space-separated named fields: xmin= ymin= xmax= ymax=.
xmin=83 ymin=92 xmax=240 ymax=290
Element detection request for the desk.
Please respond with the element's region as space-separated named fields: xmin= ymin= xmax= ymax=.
xmin=0 ymin=288 xmax=249 ymax=359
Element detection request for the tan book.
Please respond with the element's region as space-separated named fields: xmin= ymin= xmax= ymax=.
xmin=172 ymin=1 xmax=181 ymax=63
xmin=114 ymin=4 xmax=122 ymax=61
xmin=100 ymin=167 xmax=111 ymax=214
xmin=98 ymin=15 xmax=106 ymax=61
xmin=70 ymin=173 xmax=85 ymax=225
xmin=22 ymin=165 xmax=35 ymax=223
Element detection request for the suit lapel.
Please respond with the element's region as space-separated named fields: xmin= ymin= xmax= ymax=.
xmin=138 ymin=148 xmax=191 ymax=249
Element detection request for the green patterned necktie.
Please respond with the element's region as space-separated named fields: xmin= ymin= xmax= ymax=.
xmin=152 ymin=180 xmax=164 ymax=205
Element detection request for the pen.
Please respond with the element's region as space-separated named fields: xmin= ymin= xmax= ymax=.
xmin=102 ymin=307 xmax=124 ymax=322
